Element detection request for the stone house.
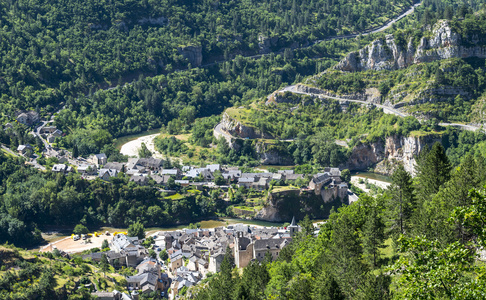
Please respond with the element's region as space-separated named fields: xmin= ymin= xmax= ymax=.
xmin=104 ymin=162 xmax=125 ymax=173
xmin=130 ymin=175 xmax=149 ymax=186
xmin=170 ymin=254 xmax=184 ymax=272
xmin=90 ymin=291 xmax=124 ymax=300
xmin=234 ymin=232 xmax=254 ymax=268
xmin=126 ymin=257 xmax=167 ymax=293
xmin=208 ymin=252 xmax=225 ymax=273
xmin=89 ymin=153 xmax=107 ymax=166
xmin=40 ymin=126 xmax=57 ymax=135
xmin=253 ymin=238 xmax=291 ymax=262
xmin=99 ymin=169 xmax=119 ymax=180
xmin=17 ymin=111 xmax=39 ymax=126
xmin=285 ymin=174 xmax=304 ymax=182
xmin=309 ymin=169 xmax=348 ymax=202
xmin=238 ymin=176 xmax=256 ymax=188
xmin=161 ymin=168 xmax=182 ymax=179
xmin=150 ymin=174 xmax=171 ymax=186
xmin=47 ymin=129 xmax=63 ymax=143
xmin=52 ymin=164 xmax=73 ymax=174
xmin=16 ymin=144 xmax=32 ymax=156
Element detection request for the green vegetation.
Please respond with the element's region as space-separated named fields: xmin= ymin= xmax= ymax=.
xmin=192 ymin=142 xmax=486 ymax=299
xmin=127 ymin=222 xmax=145 ymax=240
xmin=0 ymin=151 xmax=226 ymax=247
xmin=0 ymin=244 xmax=127 ymax=299
xmin=314 ymin=57 xmax=486 ymax=122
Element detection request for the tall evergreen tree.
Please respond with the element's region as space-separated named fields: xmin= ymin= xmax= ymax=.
xmin=387 ymin=164 xmax=415 ymax=237
xmin=312 ymin=271 xmax=345 ymax=300
xmin=413 ymin=142 xmax=452 ymax=238
xmin=330 ymin=213 xmax=367 ymax=298
xmin=362 ymin=206 xmax=386 ymax=267
xmin=414 ymin=142 xmax=452 ymax=201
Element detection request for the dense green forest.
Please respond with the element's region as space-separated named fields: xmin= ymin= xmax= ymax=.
xmin=191 ymin=144 xmax=486 ymax=299
xmin=0 ymin=0 xmax=413 ymax=120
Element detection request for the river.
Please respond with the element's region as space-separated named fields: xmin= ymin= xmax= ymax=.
xmin=353 ymin=171 xmax=392 ymax=183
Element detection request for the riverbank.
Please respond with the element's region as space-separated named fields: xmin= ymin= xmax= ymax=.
xmin=351 ymin=176 xmax=391 ymax=194
xmin=120 ymin=133 xmax=163 ymax=158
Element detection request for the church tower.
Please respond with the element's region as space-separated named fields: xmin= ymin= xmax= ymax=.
xmin=288 ymin=216 xmax=300 ymax=237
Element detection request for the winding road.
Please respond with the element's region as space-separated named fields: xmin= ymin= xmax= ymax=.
xmin=280 ymin=85 xmax=408 ymax=117
xmin=214 ymin=82 xmax=486 ymax=143
xmin=200 ymin=2 xmax=422 ymax=68
xmin=280 ymin=85 xmax=486 ymax=133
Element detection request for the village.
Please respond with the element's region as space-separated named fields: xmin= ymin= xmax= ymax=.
xmin=10 ymin=110 xmax=357 ymax=300
xmin=5 ymin=109 xmax=358 ymax=207
xmin=75 ymin=218 xmax=305 ymax=299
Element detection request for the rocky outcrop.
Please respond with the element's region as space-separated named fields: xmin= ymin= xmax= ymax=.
xmin=256 ymin=142 xmax=294 ymax=165
xmin=177 ymin=45 xmax=203 ymax=67
xmin=346 ymin=134 xmax=441 ymax=175
xmin=138 ymin=16 xmax=168 ymax=26
xmin=255 ymin=190 xmax=342 ymax=222
xmin=221 ymin=112 xmax=274 ymax=139
xmin=336 ymin=20 xmax=486 ymax=72
xmin=388 ymin=85 xmax=470 ymax=108
xmin=258 ymin=35 xmax=279 ymax=54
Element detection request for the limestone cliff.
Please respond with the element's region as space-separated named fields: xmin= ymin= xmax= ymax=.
xmin=177 ymin=45 xmax=203 ymax=67
xmin=346 ymin=134 xmax=441 ymax=175
xmin=221 ymin=112 xmax=274 ymax=139
xmin=336 ymin=20 xmax=486 ymax=72
xmin=255 ymin=190 xmax=343 ymax=222
xmin=255 ymin=142 xmax=294 ymax=165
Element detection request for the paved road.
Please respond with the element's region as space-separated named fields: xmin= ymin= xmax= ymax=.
xmin=280 ymin=85 xmax=408 ymax=117
xmin=199 ymin=2 xmax=422 ymax=68
xmin=1 ymin=145 xmax=17 ymax=157
xmin=308 ymin=1 xmax=422 ymax=45
xmin=279 ymin=85 xmax=486 ymax=133
xmin=348 ymin=190 xmax=359 ymax=204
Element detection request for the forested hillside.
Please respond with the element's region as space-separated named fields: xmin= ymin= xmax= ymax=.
xmin=0 ymin=0 xmax=413 ymax=119
xmin=190 ymin=146 xmax=486 ymax=299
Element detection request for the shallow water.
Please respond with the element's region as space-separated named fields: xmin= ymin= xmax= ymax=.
xmin=353 ymin=172 xmax=392 ymax=183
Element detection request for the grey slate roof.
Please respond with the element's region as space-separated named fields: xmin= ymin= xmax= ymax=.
xmin=254 ymin=238 xmax=291 ymax=251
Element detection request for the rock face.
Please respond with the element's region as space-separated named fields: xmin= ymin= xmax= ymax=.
xmin=336 ymin=20 xmax=486 ymax=72
xmin=255 ymin=190 xmax=342 ymax=222
xmin=138 ymin=16 xmax=168 ymax=26
xmin=177 ymin=45 xmax=203 ymax=67
xmin=221 ymin=112 xmax=274 ymax=139
xmin=256 ymin=142 xmax=294 ymax=165
xmin=258 ymin=35 xmax=279 ymax=54
xmin=346 ymin=134 xmax=441 ymax=175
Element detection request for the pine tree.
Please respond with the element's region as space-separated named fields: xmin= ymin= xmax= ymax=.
xmin=414 ymin=142 xmax=451 ymax=201
xmin=362 ymin=206 xmax=386 ymax=267
xmin=413 ymin=142 xmax=452 ymax=238
xmin=388 ymin=164 xmax=415 ymax=237
xmin=100 ymin=254 xmax=110 ymax=277
xmin=330 ymin=213 xmax=367 ymax=298
xmin=312 ymin=271 xmax=345 ymax=300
